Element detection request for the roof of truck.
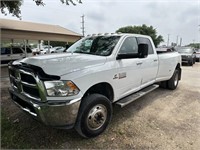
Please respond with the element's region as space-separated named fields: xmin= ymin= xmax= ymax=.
xmin=87 ymin=33 xmax=151 ymax=38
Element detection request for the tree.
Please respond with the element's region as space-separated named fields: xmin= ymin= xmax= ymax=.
xmin=116 ymin=24 xmax=164 ymax=47
xmin=187 ymin=43 xmax=200 ymax=49
xmin=1 ymin=0 xmax=82 ymax=19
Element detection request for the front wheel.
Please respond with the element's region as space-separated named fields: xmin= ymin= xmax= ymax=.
xmin=167 ymin=69 xmax=179 ymax=90
xmin=75 ymin=94 xmax=112 ymax=138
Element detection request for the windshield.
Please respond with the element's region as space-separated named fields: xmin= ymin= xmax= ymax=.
xmin=67 ymin=36 xmax=121 ymax=56
xmin=177 ymin=48 xmax=193 ymax=54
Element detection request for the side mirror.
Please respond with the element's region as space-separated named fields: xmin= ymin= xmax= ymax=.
xmin=138 ymin=44 xmax=148 ymax=58
xmin=116 ymin=53 xmax=138 ymax=60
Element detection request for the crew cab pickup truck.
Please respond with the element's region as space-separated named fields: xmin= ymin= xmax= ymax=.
xmin=8 ymin=33 xmax=182 ymax=138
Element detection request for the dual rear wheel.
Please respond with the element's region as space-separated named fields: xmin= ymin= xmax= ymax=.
xmin=160 ymin=69 xmax=180 ymax=90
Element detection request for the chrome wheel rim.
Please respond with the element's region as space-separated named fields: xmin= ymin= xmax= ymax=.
xmin=87 ymin=104 xmax=107 ymax=130
xmin=174 ymin=72 xmax=179 ymax=86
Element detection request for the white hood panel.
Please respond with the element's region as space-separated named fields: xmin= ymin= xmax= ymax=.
xmin=19 ymin=53 xmax=106 ymax=76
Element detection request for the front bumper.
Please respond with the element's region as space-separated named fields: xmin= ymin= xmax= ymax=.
xmin=9 ymin=87 xmax=81 ymax=129
xmin=181 ymin=56 xmax=192 ymax=63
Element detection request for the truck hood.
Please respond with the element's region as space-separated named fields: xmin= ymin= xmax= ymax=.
xmin=18 ymin=53 xmax=107 ymax=76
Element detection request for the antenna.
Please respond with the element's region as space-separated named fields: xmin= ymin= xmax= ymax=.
xmin=81 ymin=15 xmax=85 ymax=37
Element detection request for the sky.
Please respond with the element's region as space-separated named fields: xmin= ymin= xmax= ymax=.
xmin=1 ymin=0 xmax=200 ymax=46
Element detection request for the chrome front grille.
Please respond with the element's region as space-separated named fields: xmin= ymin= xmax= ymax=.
xmin=9 ymin=66 xmax=41 ymax=101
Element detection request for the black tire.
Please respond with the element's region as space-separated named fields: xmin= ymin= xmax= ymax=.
xmin=189 ymin=60 xmax=193 ymax=66
xmin=167 ymin=69 xmax=179 ymax=90
xmin=75 ymin=94 xmax=112 ymax=138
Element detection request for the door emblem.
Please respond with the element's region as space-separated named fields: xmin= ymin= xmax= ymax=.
xmin=113 ymin=72 xmax=127 ymax=79
xmin=113 ymin=74 xmax=118 ymax=79
xmin=119 ymin=72 xmax=126 ymax=79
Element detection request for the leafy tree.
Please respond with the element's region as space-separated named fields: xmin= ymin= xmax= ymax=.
xmin=1 ymin=1 xmax=23 ymax=19
xmin=116 ymin=24 xmax=164 ymax=47
xmin=1 ymin=0 xmax=82 ymax=19
xmin=187 ymin=43 xmax=200 ymax=49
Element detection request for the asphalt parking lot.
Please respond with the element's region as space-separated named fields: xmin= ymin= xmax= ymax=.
xmin=1 ymin=63 xmax=200 ymax=149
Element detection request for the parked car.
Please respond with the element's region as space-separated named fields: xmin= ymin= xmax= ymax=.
xmin=50 ymin=46 xmax=66 ymax=53
xmin=8 ymin=33 xmax=181 ymax=138
xmin=40 ymin=46 xmax=66 ymax=54
xmin=156 ymin=47 xmax=175 ymax=53
xmin=32 ymin=48 xmax=40 ymax=55
xmin=176 ymin=47 xmax=196 ymax=66
xmin=195 ymin=49 xmax=200 ymax=62
xmin=1 ymin=46 xmax=32 ymax=66
xmin=40 ymin=45 xmax=53 ymax=54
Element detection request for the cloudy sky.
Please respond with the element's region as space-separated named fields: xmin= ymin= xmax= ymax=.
xmin=1 ymin=0 xmax=200 ymax=46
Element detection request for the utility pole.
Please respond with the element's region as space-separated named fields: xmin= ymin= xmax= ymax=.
xmin=176 ymin=35 xmax=179 ymax=46
xmin=81 ymin=15 xmax=85 ymax=37
xmin=179 ymin=38 xmax=182 ymax=46
xmin=199 ymin=25 xmax=200 ymax=49
xmin=167 ymin=34 xmax=170 ymax=46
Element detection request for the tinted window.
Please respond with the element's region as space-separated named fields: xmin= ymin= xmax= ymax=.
xmin=27 ymin=47 xmax=32 ymax=53
xmin=119 ymin=37 xmax=138 ymax=54
xmin=21 ymin=47 xmax=32 ymax=53
xmin=12 ymin=47 xmax=23 ymax=54
xmin=67 ymin=36 xmax=120 ymax=56
xmin=1 ymin=47 xmax=11 ymax=55
xmin=137 ymin=37 xmax=154 ymax=54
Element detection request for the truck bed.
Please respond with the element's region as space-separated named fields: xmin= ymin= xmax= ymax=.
xmin=156 ymin=51 xmax=181 ymax=82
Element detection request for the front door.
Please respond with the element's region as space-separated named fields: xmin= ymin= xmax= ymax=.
xmin=115 ymin=36 xmax=142 ymax=99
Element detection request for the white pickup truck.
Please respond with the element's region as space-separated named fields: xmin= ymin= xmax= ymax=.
xmin=8 ymin=33 xmax=181 ymax=138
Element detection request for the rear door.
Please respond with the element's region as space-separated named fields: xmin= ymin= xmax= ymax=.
xmin=137 ymin=37 xmax=158 ymax=88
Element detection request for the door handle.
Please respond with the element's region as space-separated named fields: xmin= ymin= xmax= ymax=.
xmin=153 ymin=59 xmax=158 ymax=62
xmin=136 ymin=62 xmax=143 ymax=65
xmin=7 ymin=54 xmax=10 ymax=57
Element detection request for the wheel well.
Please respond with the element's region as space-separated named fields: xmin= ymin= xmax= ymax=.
xmin=176 ymin=63 xmax=180 ymax=69
xmin=83 ymin=82 xmax=114 ymax=101
xmin=176 ymin=63 xmax=181 ymax=80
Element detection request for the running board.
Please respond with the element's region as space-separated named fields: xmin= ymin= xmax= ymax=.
xmin=116 ymin=84 xmax=159 ymax=108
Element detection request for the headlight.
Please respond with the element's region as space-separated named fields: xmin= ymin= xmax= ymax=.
xmin=44 ymin=80 xmax=79 ymax=97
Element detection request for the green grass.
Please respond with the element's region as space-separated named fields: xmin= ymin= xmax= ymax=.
xmin=1 ymin=111 xmax=31 ymax=149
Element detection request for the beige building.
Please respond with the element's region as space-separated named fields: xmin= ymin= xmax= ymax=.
xmin=0 ymin=18 xmax=82 ymax=45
